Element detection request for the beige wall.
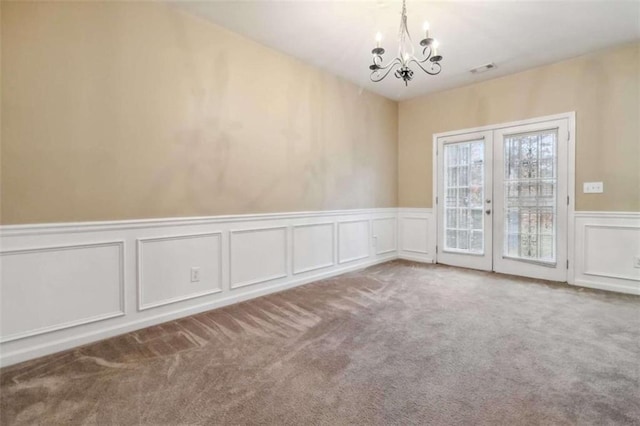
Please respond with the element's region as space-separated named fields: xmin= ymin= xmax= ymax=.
xmin=3 ymin=2 xmax=638 ymax=225
xmin=399 ymin=42 xmax=640 ymax=211
xmin=1 ymin=1 xmax=398 ymax=225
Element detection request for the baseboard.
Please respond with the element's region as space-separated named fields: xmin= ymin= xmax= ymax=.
xmin=572 ymin=279 xmax=640 ymax=296
xmin=398 ymin=254 xmax=435 ymax=264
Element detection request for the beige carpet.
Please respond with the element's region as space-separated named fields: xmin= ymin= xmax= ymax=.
xmin=1 ymin=260 xmax=639 ymax=425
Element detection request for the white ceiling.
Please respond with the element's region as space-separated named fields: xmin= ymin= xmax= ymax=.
xmin=171 ymin=0 xmax=640 ymax=101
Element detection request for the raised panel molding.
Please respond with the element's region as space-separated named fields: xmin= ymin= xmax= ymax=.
xmin=2 ymin=208 xmax=638 ymax=367
xmin=292 ymin=222 xmax=335 ymax=275
xmin=0 ymin=241 xmax=125 ymax=343
xmin=2 ymin=211 xmax=397 ymax=367
xmin=229 ymin=226 xmax=288 ymax=289
xmin=572 ymin=212 xmax=640 ymax=295
xmin=400 ymin=217 xmax=429 ymax=254
xmin=337 ymin=220 xmax=370 ymax=264
xmin=582 ymin=224 xmax=640 ymax=282
xmin=397 ymin=209 xmax=435 ymax=263
xmin=373 ymin=217 xmax=397 ymax=255
xmin=137 ymin=233 xmax=223 ymax=311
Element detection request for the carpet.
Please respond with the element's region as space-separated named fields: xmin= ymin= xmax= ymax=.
xmin=1 ymin=260 xmax=639 ymax=425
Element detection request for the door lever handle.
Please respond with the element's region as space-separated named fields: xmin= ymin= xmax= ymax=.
xmin=485 ymin=209 xmax=491 ymax=215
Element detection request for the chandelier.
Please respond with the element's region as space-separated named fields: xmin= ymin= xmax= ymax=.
xmin=369 ymin=0 xmax=443 ymax=85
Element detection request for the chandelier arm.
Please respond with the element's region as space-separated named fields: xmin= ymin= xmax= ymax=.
xmin=415 ymin=46 xmax=433 ymax=63
xmin=408 ymin=58 xmax=442 ymax=76
xmin=370 ymin=58 xmax=402 ymax=82
xmin=374 ymin=57 xmax=402 ymax=71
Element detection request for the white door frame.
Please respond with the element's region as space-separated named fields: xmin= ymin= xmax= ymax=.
xmin=432 ymin=112 xmax=576 ymax=283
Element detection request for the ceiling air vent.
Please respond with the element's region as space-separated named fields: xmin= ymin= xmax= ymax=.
xmin=470 ymin=63 xmax=496 ymax=74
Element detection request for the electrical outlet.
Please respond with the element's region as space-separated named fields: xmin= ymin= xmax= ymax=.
xmin=190 ymin=267 xmax=201 ymax=283
xmin=583 ymin=182 xmax=604 ymax=193
xmin=634 ymin=256 xmax=640 ymax=269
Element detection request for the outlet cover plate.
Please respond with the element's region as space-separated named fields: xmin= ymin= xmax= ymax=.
xmin=190 ymin=267 xmax=201 ymax=282
xmin=583 ymin=182 xmax=604 ymax=193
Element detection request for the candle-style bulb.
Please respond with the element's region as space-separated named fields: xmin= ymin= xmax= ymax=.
xmin=375 ymin=32 xmax=383 ymax=47
xmin=423 ymin=20 xmax=430 ymax=37
xmin=432 ymin=39 xmax=439 ymax=55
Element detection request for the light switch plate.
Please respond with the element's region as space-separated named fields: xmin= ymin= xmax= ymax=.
xmin=583 ymin=182 xmax=604 ymax=193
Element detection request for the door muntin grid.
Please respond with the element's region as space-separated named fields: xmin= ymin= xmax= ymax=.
xmin=443 ymin=140 xmax=485 ymax=254
xmin=503 ymin=129 xmax=557 ymax=265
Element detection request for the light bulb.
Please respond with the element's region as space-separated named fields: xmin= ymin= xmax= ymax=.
xmin=375 ymin=31 xmax=382 ymax=48
xmin=423 ymin=21 xmax=430 ymax=32
xmin=432 ymin=39 xmax=439 ymax=56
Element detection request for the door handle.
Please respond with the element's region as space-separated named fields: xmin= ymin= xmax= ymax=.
xmin=485 ymin=209 xmax=491 ymax=215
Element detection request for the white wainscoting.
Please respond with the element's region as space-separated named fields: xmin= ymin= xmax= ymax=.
xmin=0 ymin=241 xmax=125 ymax=343
xmin=230 ymin=226 xmax=288 ymax=289
xmin=572 ymin=212 xmax=640 ymax=295
xmin=0 ymin=209 xmax=397 ymax=367
xmin=137 ymin=233 xmax=223 ymax=310
xmin=292 ymin=223 xmax=335 ymax=275
xmin=397 ymin=208 xmax=435 ymax=263
xmin=338 ymin=220 xmax=370 ymax=264
xmin=2 ymin=208 xmax=637 ymax=366
xmin=373 ymin=217 xmax=397 ymax=255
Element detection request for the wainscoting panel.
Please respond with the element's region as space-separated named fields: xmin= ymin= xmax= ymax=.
xmin=137 ymin=233 xmax=223 ymax=310
xmin=338 ymin=220 xmax=370 ymax=264
xmin=292 ymin=223 xmax=335 ymax=275
xmin=1 ymin=209 xmax=397 ymax=366
xmin=398 ymin=209 xmax=434 ymax=263
xmin=0 ymin=241 xmax=125 ymax=343
xmin=573 ymin=212 xmax=640 ymax=295
xmin=373 ymin=217 xmax=397 ymax=255
xmin=8 ymin=208 xmax=637 ymax=366
xmin=230 ymin=227 xmax=288 ymax=289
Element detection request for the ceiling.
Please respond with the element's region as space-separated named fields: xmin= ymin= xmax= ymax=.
xmin=171 ymin=0 xmax=640 ymax=101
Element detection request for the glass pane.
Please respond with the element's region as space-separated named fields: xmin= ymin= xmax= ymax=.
xmin=458 ymin=230 xmax=469 ymax=250
xmin=446 ymin=208 xmax=457 ymax=228
xmin=470 ymin=231 xmax=483 ymax=252
xmin=503 ymin=130 xmax=557 ymax=264
xmin=446 ymin=230 xmax=457 ymax=248
xmin=443 ymin=140 xmax=484 ymax=254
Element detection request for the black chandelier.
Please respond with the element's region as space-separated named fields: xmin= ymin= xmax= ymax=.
xmin=369 ymin=0 xmax=443 ymax=86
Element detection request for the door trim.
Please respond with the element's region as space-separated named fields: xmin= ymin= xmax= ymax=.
xmin=432 ymin=112 xmax=576 ymax=282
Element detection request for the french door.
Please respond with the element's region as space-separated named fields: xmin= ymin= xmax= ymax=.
xmin=436 ymin=117 xmax=569 ymax=282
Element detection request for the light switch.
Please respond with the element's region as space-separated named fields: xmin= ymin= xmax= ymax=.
xmin=583 ymin=182 xmax=603 ymax=193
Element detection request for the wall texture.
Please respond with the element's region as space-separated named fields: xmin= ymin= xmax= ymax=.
xmin=1 ymin=2 xmax=398 ymax=225
xmin=399 ymin=42 xmax=640 ymax=211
